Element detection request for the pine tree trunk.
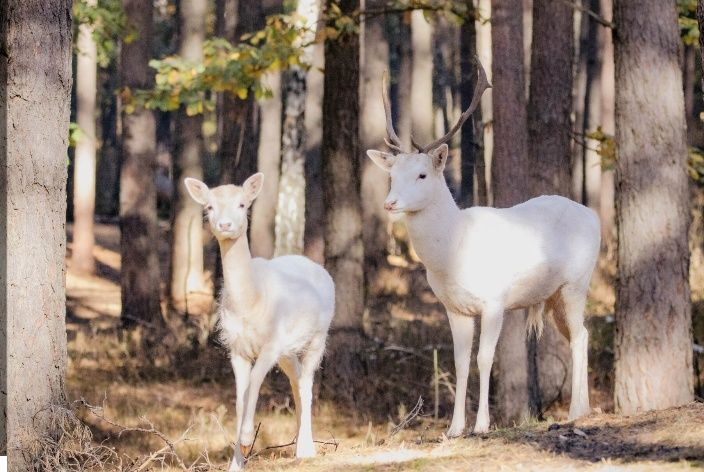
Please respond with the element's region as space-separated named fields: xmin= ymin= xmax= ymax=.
xmin=3 ymin=0 xmax=72 ymax=464
xmin=361 ymin=1 xmax=390 ymax=281
xmin=251 ymin=71 xmax=281 ymax=258
xmin=599 ymin=0 xmax=615 ymax=252
xmin=120 ymin=0 xmax=163 ymax=333
xmin=476 ymin=0 xmax=492 ymax=206
xmin=613 ymin=0 xmax=693 ymax=414
xmin=274 ymin=0 xmax=318 ymax=257
xmin=220 ymin=0 xmax=263 ymax=188
xmin=459 ymin=2 xmax=481 ymax=208
xmin=411 ymin=10 xmax=434 ymax=145
xmin=321 ymin=0 xmax=365 ymax=408
xmin=95 ymin=62 xmax=120 ymax=217
xmin=72 ymin=1 xmax=98 ymax=274
xmin=170 ymin=0 xmax=208 ymax=321
xmin=490 ymin=0 xmax=531 ymax=426
xmin=527 ymin=0 xmax=575 ymax=414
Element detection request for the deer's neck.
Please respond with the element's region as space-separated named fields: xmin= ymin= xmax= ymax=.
xmin=219 ymin=235 xmax=258 ymax=312
xmin=405 ymin=184 xmax=462 ymax=273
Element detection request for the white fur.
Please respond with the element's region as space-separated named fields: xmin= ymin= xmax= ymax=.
xmin=367 ymin=145 xmax=600 ymax=435
xmin=184 ymin=174 xmax=335 ymax=471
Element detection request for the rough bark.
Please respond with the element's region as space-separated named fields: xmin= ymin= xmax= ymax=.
xmin=95 ymin=63 xmax=120 ymax=217
xmin=3 ymin=0 xmax=72 ymax=464
xmin=527 ymin=0 xmax=575 ymax=414
xmin=72 ymin=1 xmax=98 ymax=274
xmin=220 ymin=0 xmax=263 ymax=188
xmin=322 ymin=0 xmax=364 ymax=331
xmin=120 ymin=0 xmax=163 ymax=331
xmin=411 ymin=10 xmax=434 ymax=145
xmin=613 ymin=0 xmax=693 ymax=414
xmin=303 ymin=36 xmax=326 ymax=263
xmin=169 ymin=0 xmax=208 ymax=320
xmin=361 ymin=2 xmax=390 ymax=279
xmin=491 ymin=0 xmax=531 ymax=426
xmin=459 ymin=2 xmax=482 ymax=208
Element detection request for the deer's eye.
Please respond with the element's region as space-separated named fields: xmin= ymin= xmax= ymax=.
xmin=205 ymin=205 xmax=213 ymax=212
xmin=418 ymin=173 xmax=427 ymax=180
xmin=239 ymin=203 xmax=245 ymax=209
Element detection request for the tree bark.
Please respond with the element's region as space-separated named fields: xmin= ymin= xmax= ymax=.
xmin=599 ymin=0 xmax=615 ymax=252
xmin=95 ymin=62 xmax=121 ymax=217
xmin=527 ymin=0 xmax=575 ymax=414
xmin=361 ymin=1 xmax=390 ymax=281
xmin=3 ymin=0 xmax=72 ymax=464
xmin=411 ymin=10 xmax=434 ymax=145
xmin=323 ymin=0 xmax=363 ymax=330
xmin=72 ymin=0 xmax=98 ymax=274
xmin=476 ymin=0 xmax=492 ymax=206
xmin=459 ymin=2 xmax=482 ymax=208
xmin=120 ymin=0 xmax=163 ymax=332
xmin=220 ymin=0 xmax=263 ymax=188
xmin=251 ymin=71 xmax=281 ymax=258
xmin=490 ymin=0 xmax=531 ymax=426
xmin=274 ymin=0 xmax=318 ymax=257
xmin=169 ymin=0 xmax=208 ymax=321
xmin=613 ymin=0 xmax=693 ymax=414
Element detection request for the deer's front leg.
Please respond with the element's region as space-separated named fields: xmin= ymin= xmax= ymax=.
xmin=229 ymin=355 xmax=251 ymax=472
xmin=446 ymin=311 xmax=475 ymax=438
xmin=239 ymin=349 xmax=279 ymax=449
xmin=474 ymin=304 xmax=504 ymax=434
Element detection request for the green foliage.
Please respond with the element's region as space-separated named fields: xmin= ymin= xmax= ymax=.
xmin=688 ymin=147 xmax=704 ymax=186
xmin=585 ymin=127 xmax=616 ymax=171
xmin=678 ymin=0 xmax=699 ymax=46
xmin=73 ymin=0 xmax=130 ymax=68
xmin=68 ymin=122 xmax=83 ymax=149
xmin=129 ymin=14 xmax=310 ymax=115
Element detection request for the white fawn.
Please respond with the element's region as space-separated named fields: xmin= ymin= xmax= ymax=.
xmin=185 ymin=173 xmax=335 ymax=471
xmin=366 ymin=61 xmax=600 ymax=435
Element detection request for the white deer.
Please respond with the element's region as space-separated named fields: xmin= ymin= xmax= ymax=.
xmin=366 ymin=63 xmax=600 ymax=435
xmin=184 ymin=174 xmax=335 ymax=471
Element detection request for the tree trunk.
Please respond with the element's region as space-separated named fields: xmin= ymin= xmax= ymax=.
xmin=72 ymin=1 xmax=98 ymax=274
xmin=613 ymin=0 xmax=693 ymax=414
xmin=476 ymin=0 xmax=491 ymax=206
xmin=3 ymin=0 xmax=72 ymax=464
xmin=411 ymin=10 xmax=434 ymax=145
xmin=490 ymin=0 xmax=531 ymax=426
xmin=303 ymin=34 xmax=326 ymax=263
xmin=527 ymin=0 xmax=575 ymax=415
xmin=321 ymin=0 xmax=365 ymax=408
xmin=220 ymin=0 xmax=263 ymax=188
xmin=459 ymin=2 xmax=482 ymax=208
xmin=95 ymin=62 xmax=121 ymax=217
xmin=169 ymin=0 xmax=208 ymax=322
xmin=251 ymin=71 xmax=281 ymax=258
xmin=599 ymin=0 xmax=615 ymax=252
xmin=120 ymin=0 xmax=164 ymax=333
xmin=274 ymin=0 xmax=318 ymax=257
xmin=361 ymin=1 xmax=390 ymax=282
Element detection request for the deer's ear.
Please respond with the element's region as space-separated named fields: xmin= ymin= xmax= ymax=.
xmin=366 ymin=150 xmax=397 ymax=172
xmin=429 ymin=144 xmax=449 ymax=172
xmin=242 ymin=172 xmax=264 ymax=201
xmin=184 ymin=178 xmax=210 ymax=205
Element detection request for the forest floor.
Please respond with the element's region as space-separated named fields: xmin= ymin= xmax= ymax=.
xmin=63 ymin=223 xmax=704 ymax=471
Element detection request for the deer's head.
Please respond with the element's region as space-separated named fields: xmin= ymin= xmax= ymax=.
xmin=184 ymin=173 xmax=264 ymax=241
xmin=366 ymin=60 xmax=490 ymax=214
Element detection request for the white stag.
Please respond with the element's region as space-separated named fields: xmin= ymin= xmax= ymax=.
xmin=185 ymin=174 xmax=335 ymax=470
xmin=366 ymin=63 xmax=600 ymax=435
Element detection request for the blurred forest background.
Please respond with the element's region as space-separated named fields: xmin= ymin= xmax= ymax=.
xmin=4 ymin=0 xmax=704 ymax=469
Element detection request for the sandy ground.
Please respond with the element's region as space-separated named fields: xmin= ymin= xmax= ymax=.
xmin=64 ymin=223 xmax=704 ymax=471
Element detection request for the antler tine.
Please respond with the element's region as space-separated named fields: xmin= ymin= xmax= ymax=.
xmin=420 ymin=58 xmax=491 ymax=153
xmin=382 ymin=70 xmax=405 ymax=153
xmin=410 ymin=135 xmax=423 ymax=153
